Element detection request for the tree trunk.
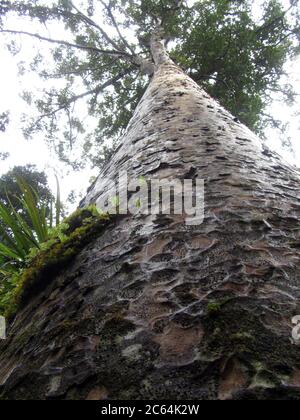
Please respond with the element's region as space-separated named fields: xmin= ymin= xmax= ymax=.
xmin=1 ymin=56 xmax=300 ymax=400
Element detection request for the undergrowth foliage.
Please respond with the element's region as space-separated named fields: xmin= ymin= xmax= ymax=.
xmin=0 ymin=176 xmax=62 ymax=316
xmin=0 ymin=177 xmax=61 ymax=264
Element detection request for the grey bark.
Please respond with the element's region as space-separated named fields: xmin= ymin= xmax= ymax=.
xmin=0 ymin=54 xmax=300 ymax=400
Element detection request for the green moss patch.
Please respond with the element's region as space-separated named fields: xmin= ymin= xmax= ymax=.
xmin=0 ymin=206 xmax=112 ymax=319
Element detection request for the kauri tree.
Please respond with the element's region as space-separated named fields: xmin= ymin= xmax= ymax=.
xmin=0 ymin=0 xmax=300 ymax=401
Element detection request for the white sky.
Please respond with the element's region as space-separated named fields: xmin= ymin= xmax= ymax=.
xmin=0 ymin=0 xmax=299 ymax=210
xmin=0 ymin=28 xmax=99 ymax=209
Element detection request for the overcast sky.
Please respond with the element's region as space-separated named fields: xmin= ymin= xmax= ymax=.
xmin=0 ymin=0 xmax=299 ymax=210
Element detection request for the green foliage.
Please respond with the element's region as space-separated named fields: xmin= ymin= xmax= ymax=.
xmin=0 ymin=206 xmax=111 ymax=318
xmin=1 ymin=0 xmax=300 ymax=166
xmin=0 ymin=174 xmax=63 ymax=314
xmin=0 ymin=165 xmax=53 ymax=217
xmin=172 ymin=0 xmax=300 ymax=135
xmin=0 ymin=177 xmax=61 ymax=264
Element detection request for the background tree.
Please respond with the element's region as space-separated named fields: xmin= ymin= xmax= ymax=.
xmin=0 ymin=172 xmax=62 ymax=315
xmin=0 ymin=165 xmax=53 ymax=216
xmin=0 ymin=165 xmax=62 ymax=252
xmin=0 ymin=165 xmax=54 ymax=272
xmin=0 ymin=0 xmax=299 ymax=168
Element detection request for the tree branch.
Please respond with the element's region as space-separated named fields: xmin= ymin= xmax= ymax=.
xmin=255 ymin=3 xmax=294 ymax=35
xmin=0 ymin=29 xmax=131 ymax=59
xmin=273 ymin=28 xmax=300 ymax=47
xmin=99 ymin=0 xmax=136 ymax=56
xmin=31 ymin=68 xmax=135 ymax=127
xmin=40 ymin=58 xmax=120 ymax=80
xmin=68 ymin=0 xmax=124 ymax=53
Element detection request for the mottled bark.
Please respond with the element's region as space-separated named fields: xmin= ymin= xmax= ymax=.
xmin=150 ymin=30 xmax=173 ymax=66
xmin=0 ymin=60 xmax=300 ymax=400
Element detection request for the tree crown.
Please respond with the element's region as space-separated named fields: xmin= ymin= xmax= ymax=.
xmin=1 ymin=0 xmax=299 ymax=168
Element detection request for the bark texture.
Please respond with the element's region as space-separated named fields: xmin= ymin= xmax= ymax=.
xmin=1 ymin=61 xmax=300 ymax=400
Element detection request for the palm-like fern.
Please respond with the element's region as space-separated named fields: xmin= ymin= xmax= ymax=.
xmin=0 ymin=177 xmax=61 ymax=265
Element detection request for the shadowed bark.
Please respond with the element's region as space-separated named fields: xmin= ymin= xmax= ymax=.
xmin=0 ymin=54 xmax=300 ymax=400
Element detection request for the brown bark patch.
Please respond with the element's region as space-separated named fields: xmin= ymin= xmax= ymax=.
xmin=244 ymin=264 xmax=272 ymax=277
xmin=288 ymin=370 xmax=300 ymax=387
xmin=129 ymin=286 xmax=175 ymax=326
xmin=154 ymin=322 xmax=204 ymax=367
xmin=221 ymin=282 xmax=251 ymax=296
xmin=134 ymin=237 xmax=171 ymax=262
xmin=218 ymin=358 xmax=248 ymax=400
xmin=86 ymin=386 xmax=108 ymax=400
xmin=189 ymin=236 xmax=218 ymax=251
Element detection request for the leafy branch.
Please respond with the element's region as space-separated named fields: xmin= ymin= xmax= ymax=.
xmin=99 ymin=0 xmax=136 ymax=55
xmin=30 ymin=67 xmax=135 ymax=130
xmin=0 ymin=29 xmax=133 ymax=59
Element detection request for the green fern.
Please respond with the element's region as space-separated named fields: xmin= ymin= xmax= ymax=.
xmin=0 ymin=176 xmax=62 ymax=264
